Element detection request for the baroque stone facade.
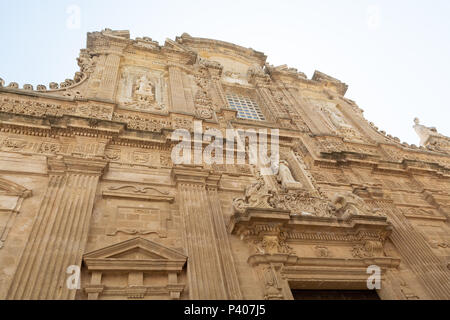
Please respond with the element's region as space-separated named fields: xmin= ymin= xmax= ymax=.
xmin=0 ymin=29 xmax=449 ymax=300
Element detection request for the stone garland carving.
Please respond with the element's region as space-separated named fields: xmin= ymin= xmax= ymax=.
xmin=0 ymin=97 xmax=64 ymax=117
xmin=172 ymin=117 xmax=193 ymax=131
xmin=0 ymin=137 xmax=109 ymax=160
xmin=276 ymin=191 xmax=334 ymax=218
xmin=351 ymin=240 xmax=384 ymax=258
xmin=193 ymin=64 xmax=215 ymax=119
xmin=112 ymin=113 xmax=169 ymax=132
xmin=0 ymin=96 xmax=113 ymax=121
xmin=39 ymin=142 xmax=61 ymax=154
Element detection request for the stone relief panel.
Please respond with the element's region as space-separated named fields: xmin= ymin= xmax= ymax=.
xmin=116 ymin=66 xmax=168 ymax=113
xmin=308 ymin=98 xmax=364 ymax=142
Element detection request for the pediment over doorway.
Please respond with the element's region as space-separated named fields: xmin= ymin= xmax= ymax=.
xmin=83 ymin=237 xmax=187 ymax=271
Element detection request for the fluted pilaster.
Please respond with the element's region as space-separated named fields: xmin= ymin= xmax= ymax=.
xmin=96 ymin=53 xmax=122 ymax=101
xmin=7 ymin=156 xmax=107 ymax=300
xmin=168 ymin=66 xmax=189 ymax=113
xmin=173 ymin=167 xmax=241 ymax=299
xmin=377 ymin=200 xmax=450 ymax=299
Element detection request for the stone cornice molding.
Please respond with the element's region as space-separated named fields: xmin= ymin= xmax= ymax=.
xmin=47 ymin=156 xmax=108 ymax=176
xmin=248 ymin=253 xmax=400 ymax=269
xmin=176 ymin=33 xmax=267 ymax=67
xmin=229 ymin=207 xmax=392 ymax=242
xmin=171 ymin=165 xmax=212 ymax=186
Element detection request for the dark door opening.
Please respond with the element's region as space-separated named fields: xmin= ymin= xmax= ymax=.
xmin=292 ymin=289 xmax=380 ymax=300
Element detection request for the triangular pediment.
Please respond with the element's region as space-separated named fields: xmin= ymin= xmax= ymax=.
xmin=0 ymin=178 xmax=32 ymax=197
xmin=83 ymin=238 xmax=187 ymax=272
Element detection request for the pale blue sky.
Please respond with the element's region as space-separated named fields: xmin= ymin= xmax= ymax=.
xmin=1 ymin=0 xmax=449 ymax=144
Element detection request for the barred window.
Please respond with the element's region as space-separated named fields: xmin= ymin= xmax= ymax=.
xmin=226 ymin=93 xmax=266 ymax=121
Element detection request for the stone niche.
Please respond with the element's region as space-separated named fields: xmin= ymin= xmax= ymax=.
xmin=83 ymin=237 xmax=187 ymax=300
xmin=116 ymin=66 xmax=168 ymax=113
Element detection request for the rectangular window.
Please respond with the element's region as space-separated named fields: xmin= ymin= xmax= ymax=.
xmin=226 ymin=93 xmax=266 ymax=121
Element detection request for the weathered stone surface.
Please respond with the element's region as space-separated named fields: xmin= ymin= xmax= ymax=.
xmin=0 ymin=29 xmax=449 ymax=300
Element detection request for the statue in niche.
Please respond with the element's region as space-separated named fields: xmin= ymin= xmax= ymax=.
xmin=276 ymin=160 xmax=303 ymax=190
xmin=134 ymin=75 xmax=155 ymax=103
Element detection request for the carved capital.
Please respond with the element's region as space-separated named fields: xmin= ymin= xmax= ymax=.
xmin=47 ymin=156 xmax=108 ymax=176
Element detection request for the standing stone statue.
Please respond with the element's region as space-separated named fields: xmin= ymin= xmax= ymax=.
xmin=276 ymin=160 xmax=303 ymax=190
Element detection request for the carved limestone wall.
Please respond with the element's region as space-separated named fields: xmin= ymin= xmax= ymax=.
xmin=0 ymin=29 xmax=449 ymax=300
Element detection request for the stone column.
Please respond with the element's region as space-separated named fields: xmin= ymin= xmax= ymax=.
xmin=7 ymin=156 xmax=108 ymax=300
xmin=173 ymin=167 xmax=241 ymax=299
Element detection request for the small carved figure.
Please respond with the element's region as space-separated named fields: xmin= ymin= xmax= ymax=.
xmin=134 ymin=75 xmax=155 ymax=103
